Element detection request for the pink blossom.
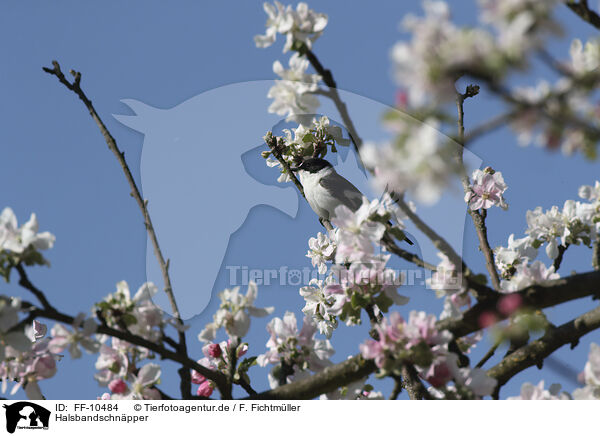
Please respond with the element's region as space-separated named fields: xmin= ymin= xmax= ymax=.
xmin=465 ymin=169 xmax=508 ymax=210
xmin=108 ymin=379 xmax=127 ymax=394
xmin=236 ymin=343 xmax=248 ymax=358
xmin=196 ymin=380 xmax=214 ymax=398
xmin=424 ymin=359 xmax=452 ymax=388
xmin=191 ymin=370 xmax=206 ymax=385
xmin=205 ymin=343 xmax=222 ymax=358
xmin=359 ymin=340 xmax=384 ymax=368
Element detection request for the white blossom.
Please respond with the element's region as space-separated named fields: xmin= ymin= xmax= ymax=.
xmin=0 ymin=208 xmax=55 ymax=255
xmin=198 ymin=281 xmax=274 ymax=341
xmin=500 ymin=260 xmax=559 ymax=293
xmin=507 ymin=380 xmax=571 ymax=400
xmin=254 ymin=2 xmax=327 ymax=53
xmin=257 ymin=311 xmax=334 ymax=371
xmin=494 ymin=234 xmax=538 ymax=278
xmin=570 ymin=39 xmax=600 ymax=75
xmin=306 ymin=232 xmax=335 ymax=274
xmin=361 ymin=120 xmax=459 ymax=204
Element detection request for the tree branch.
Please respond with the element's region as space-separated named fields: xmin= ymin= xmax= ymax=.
xmin=487 ymin=304 xmax=600 ymax=388
xmin=15 ymin=264 xmax=55 ymax=312
xmin=248 ymin=354 xmax=376 ymax=400
xmin=42 ymin=60 xmax=191 ymax=398
xmin=437 ymin=269 xmax=600 ymax=338
xmin=401 ymin=364 xmax=431 ymax=400
xmin=26 ymin=302 xmax=228 ymax=394
xmin=566 ymin=0 xmax=600 ymax=30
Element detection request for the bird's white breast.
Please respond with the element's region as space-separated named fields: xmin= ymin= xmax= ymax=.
xmin=298 ymin=168 xmax=343 ymax=220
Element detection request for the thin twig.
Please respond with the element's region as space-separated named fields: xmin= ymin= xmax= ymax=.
xmin=475 ymin=341 xmax=500 ymax=368
xmin=463 ymin=109 xmax=521 ymax=145
xmin=43 ymin=61 xmax=191 ymax=398
xmin=455 ymin=87 xmax=502 ymax=291
xmin=302 ymin=48 xmax=363 ymax=160
xmin=15 ymin=264 xmax=54 ymax=311
xmin=394 ymin=196 xmax=466 ymax=274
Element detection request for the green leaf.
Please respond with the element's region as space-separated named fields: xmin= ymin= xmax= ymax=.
xmin=302 ymin=133 xmax=315 ymax=143
xmin=350 ymin=293 xmax=368 ymax=309
xmin=472 ymin=273 xmax=488 ymax=285
xmin=374 ymin=293 xmax=393 ymax=313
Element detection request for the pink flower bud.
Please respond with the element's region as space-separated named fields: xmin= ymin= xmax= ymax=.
xmin=206 ymin=343 xmax=222 ymax=358
xmin=108 ymin=379 xmax=127 ymax=394
xmin=425 ymin=361 xmax=452 ymax=388
xmin=236 ymin=343 xmax=248 ymax=358
xmin=196 ymin=380 xmax=214 ymax=398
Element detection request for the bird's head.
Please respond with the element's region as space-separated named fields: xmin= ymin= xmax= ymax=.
xmin=290 ymin=157 xmax=333 ymax=174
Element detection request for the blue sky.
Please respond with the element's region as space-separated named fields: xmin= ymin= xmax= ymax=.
xmin=0 ymin=1 xmax=598 ymax=399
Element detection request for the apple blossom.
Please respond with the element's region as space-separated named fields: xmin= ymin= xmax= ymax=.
xmin=198 ymin=281 xmax=274 ymax=342
xmin=494 ymin=234 xmax=538 ymax=279
xmin=263 ymin=117 xmax=351 ymax=183
xmin=257 ymin=311 xmax=333 ymax=372
xmin=94 ymin=341 xmax=130 ymax=386
xmin=267 ymin=55 xmax=321 ymax=126
xmin=359 ymin=311 xmax=451 ymax=374
xmin=110 ymin=363 xmax=162 ymax=400
xmin=478 ymin=0 xmax=561 ymax=58
xmin=360 ymin=120 xmax=460 ymax=204
xmin=464 ymin=168 xmax=508 ymax=211
xmin=306 ymin=231 xmax=335 ymax=274
xmin=525 ymin=200 xmax=594 ymax=260
xmin=196 ymin=379 xmax=215 ymax=398
xmin=254 ymin=2 xmax=327 ymax=53
xmin=507 ymin=380 xmax=571 ymax=400
xmin=500 ymin=260 xmax=559 ymax=293
xmin=48 ymin=314 xmax=99 ymax=359
xmin=299 ymin=278 xmax=339 ymax=338
xmin=0 ymin=208 xmax=55 ymax=255
xmin=108 ymin=378 xmax=127 ymax=394
xmin=570 ymin=39 xmax=600 ymax=76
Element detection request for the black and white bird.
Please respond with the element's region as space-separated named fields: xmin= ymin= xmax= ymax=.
xmin=291 ymin=157 xmax=413 ymax=245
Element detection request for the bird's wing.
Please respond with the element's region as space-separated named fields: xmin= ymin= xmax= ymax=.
xmin=319 ymin=172 xmax=365 ymax=212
